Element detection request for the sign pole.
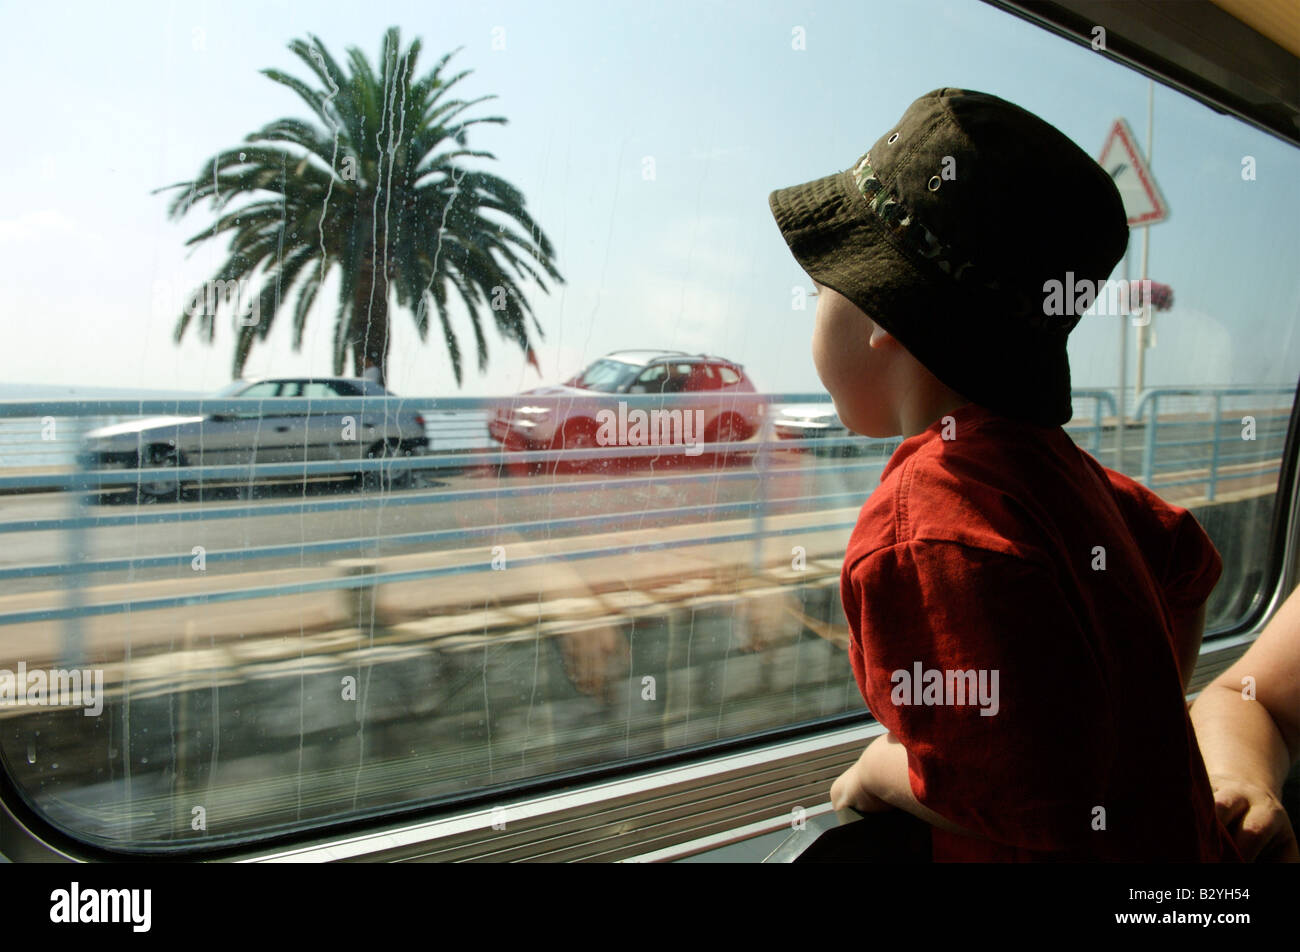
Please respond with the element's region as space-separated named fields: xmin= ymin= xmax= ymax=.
xmin=1099 ymin=109 xmax=1168 ymax=472
xmin=1136 ymin=80 xmax=1154 ymax=397
xmin=1117 ymin=243 xmax=1128 ymax=470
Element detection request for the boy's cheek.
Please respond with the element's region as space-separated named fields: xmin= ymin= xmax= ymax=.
xmin=840 ymin=398 xmax=896 ymax=440
xmin=809 ymin=312 xmax=836 ymax=390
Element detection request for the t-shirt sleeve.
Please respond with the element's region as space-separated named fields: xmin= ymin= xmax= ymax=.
xmin=847 ymin=540 xmax=1116 ymax=853
xmin=1104 ymin=469 xmax=1223 ymax=614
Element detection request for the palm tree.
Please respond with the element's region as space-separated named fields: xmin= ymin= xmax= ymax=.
xmin=157 ymin=27 xmax=561 ymax=387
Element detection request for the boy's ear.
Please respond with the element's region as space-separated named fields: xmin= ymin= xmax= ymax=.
xmin=868 ymin=320 xmax=894 ymax=348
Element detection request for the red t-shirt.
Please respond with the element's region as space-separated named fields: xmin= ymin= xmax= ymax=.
xmin=840 ymin=402 xmax=1240 ymax=861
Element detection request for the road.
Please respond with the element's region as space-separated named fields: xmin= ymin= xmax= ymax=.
xmin=0 ymin=449 xmax=879 ymax=665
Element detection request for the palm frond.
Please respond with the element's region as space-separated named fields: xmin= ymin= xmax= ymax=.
xmin=159 ymin=29 xmax=563 ymax=385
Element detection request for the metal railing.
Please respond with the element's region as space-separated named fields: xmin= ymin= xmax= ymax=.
xmin=0 ymin=392 xmax=873 ymax=633
xmin=1135 ymin=386 xmax=1294 ymax=501
xmin=1067 ymin=389 xmax=1118 ymax=456
xmin=0 ymin=386 xmax=1291 ymax=636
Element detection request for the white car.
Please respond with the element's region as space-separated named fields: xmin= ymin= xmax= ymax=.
xmin=79 ymin=376 xmax=428 ymax=500
xmin=772 ymin=404 xmax=867 ymax=456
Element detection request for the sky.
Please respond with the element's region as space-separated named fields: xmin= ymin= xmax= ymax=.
xmin=1 ymin=0 xmax=1298 ymax=400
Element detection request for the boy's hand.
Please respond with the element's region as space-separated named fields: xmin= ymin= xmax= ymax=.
xmin=1208 ymin=774 xmax=1300 ymax=862
xmin=829 ymin=745 xmax=894 ymax=814
xmin=831 ymin=734 xmax=984 ymax=839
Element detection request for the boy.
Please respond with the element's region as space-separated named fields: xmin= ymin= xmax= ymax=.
xmin=768 ymin=88 xmax=1239 ymax=861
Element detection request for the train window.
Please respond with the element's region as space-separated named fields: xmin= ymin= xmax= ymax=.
xmin=1 ymin=0 xmax=1297 ymax=856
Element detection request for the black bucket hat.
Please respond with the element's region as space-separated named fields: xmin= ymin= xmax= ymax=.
xmin=769 ymin=87 xmax=1129 ymax=426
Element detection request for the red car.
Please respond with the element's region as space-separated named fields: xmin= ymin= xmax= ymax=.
xmin=489 ymin=350 xmax=763 ymax=471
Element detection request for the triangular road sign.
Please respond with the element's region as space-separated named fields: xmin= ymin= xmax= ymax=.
xmin=1099 ymin=118 xmax=1169 ymax=226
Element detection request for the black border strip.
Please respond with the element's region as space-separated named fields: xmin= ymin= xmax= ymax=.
xmin=3 ymin=1 xmax=1300 ymax=864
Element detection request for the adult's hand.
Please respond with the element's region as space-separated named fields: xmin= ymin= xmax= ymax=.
xmin=1209 ymin=774 xmax=1300 ymax=862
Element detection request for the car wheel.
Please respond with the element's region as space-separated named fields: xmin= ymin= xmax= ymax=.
xmin=359 ymin=440 xmax=412 ymax=493
xmin=702 ymin=413 xmax=756 ymax=467
xmin=705 ymin=413 xmax=752 ymax=443
xmin=137 ymin=444 xmax=183 ymax=502
xmin=551 ymin=420 xmax=601 ymax=474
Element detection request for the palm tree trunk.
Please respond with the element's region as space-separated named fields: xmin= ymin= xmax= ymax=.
xmin=353 ymin=243 xmax=391 ymax=387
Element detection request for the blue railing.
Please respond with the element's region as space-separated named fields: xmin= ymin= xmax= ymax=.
xmin=1135 ymin=387 xmax=1294 ymax=501
xmin=1068 ymin=389 xmax=1118 ymax=456
xmin=0 ymin=387 xmax=1290 ymax=642
xmin=0 ymin=392 xmax=870 ymax=645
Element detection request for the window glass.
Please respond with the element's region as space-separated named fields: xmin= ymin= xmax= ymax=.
xmin=575 ymin=359 xmax=640 ymax=392
xmin=686 ymin=363 xmax=720 ymax=391
xmin=238 ymin=382 xmax=282 ymax=399
xmin=633 ymin=364 xmax=669 ymax=390
xmin=662 ymin=364 xmax=694 ymax=392
xmin=1 ymin=0 xmax=1296 ymax=853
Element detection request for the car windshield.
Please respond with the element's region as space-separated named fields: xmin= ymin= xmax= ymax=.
xmin=211 ymin=380 xmax=251 ymax=397
xmin=573 ymin=359 xmax=640 ymax=393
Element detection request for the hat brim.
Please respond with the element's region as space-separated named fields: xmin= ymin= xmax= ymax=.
xmin=769 ymin=171 xmax=1073 ymax=427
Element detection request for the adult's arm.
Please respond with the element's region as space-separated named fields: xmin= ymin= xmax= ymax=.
xmin=1190 ymin=586 xmax=1300 ymax=860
